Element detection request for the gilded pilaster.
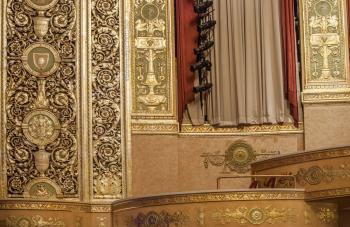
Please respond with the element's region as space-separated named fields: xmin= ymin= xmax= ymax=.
xmin=3 ymin=0 xmax=80 ymax=199
xmin=90 ymin=0 xmax=123 ymax=200
xmin=300 ymin=0 xmax=350 ymax=103
xmin=1 ymin=0 xmax=125 ymax=203
xmin=130 ymin=0 xmax=178 ymax=134
xmin=0 ymin=0 xmax=5 ymax=200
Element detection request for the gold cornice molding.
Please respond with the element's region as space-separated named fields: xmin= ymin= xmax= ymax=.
xmin=251 ymin=146 xmax=350 ymax=172
xmin=131 ymin=122 xmax=304 ymax=135
xmin=302 ymin=90 xmax=350 ymax=103
xmin=0 ymin=200 xmax=112 ymax=213
xmin=131 ymin=120 xmax=179 ymax=134
xmin=180 ymin=123 xmax=304 ymax=136
xmin=112 ymin=190 xmax=305 ymax=212
xmin=0 ymin=200 xmax=91 ymax=212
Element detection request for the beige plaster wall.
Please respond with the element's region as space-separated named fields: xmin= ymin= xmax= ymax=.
xmin=131 ymin=133 xmax=304 ymax=197
xmin=304 ymin=103 xmax=350 ymax=150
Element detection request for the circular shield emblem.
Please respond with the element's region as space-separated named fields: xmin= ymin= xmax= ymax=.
xmin=22 ymin=43 xmax=61 ymax=78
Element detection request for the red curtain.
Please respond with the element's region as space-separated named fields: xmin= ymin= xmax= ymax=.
xmin=281 ymin=0 xmax=299 ymax=125
xmin=176 ymin=0 xmax=198 ymax=124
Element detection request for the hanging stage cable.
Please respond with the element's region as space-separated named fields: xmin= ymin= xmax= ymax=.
xmin=191 ymin=0 xmax=216 ymax=122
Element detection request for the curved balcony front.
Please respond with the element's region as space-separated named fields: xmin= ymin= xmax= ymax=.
xmin=113 ymin=189 xmax=338 ymax=227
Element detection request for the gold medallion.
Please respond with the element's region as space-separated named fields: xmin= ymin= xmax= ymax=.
xmin=22 ymin=43 xmax=61 ymax=78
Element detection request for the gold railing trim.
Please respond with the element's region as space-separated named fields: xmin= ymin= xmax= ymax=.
xmin=252 ymin=146 xmax=350 ymax=172
xmin=112 ymin=190 xmax=305 ymax=212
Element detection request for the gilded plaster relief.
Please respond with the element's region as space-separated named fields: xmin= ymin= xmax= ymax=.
xmin=201 ymin=141 xmax=280 ymax=173
xmin=131 ymin=0 xmax=177 ymax=133
xmin=126 ymin=211 xmax=189 ymax=227
xmin=301 ymin=0 xmax=350 ymax=102
xmin=133 ymin=0 xmax=168 ymax=113
xmin=6 ymin=215 xmax=66 ymax=227
xmin=5 ymin=0 xmax=79 ymax=198
xmin=211 ymin=207 xmax=297 ymax=225
xmin=91 ymin=0 xmax=123 ymax=199
xmin=2 ymin=0 xmax=124 ymax=201
xmin=296 ymin=164 xmax=350 ymax=185
xmin=305 ymin=204 xmax=338 ymax=224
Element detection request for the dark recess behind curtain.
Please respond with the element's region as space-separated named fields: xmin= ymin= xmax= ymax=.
xmin=175 ymin=0 xmax=198 ymax=124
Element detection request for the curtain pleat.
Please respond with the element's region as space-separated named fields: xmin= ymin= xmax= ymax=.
xmin=209 ymin=0 xmax=287 ymax=126
xmin=281 ymin=0 xmax=299 ymax=125
xmin=175 ymin=0 xmax=198 ymax=124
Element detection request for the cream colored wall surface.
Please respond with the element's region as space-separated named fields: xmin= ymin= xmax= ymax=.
xmin=304 ymin=103 xmax=350 ymax=150
xmin=131 ymin=134 xmax=304 ymax=196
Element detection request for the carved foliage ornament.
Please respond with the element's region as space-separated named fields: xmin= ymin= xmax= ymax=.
xmin=305 ymin=205 xmax=338 ymax=224
xmin=133 ymin=0 xmax=171 ymax=114
xmin=91 ymin=0 xmax=122 ymax=198
xmin=6 ymin=215 xmax=65 ymax=227
xmin=6 ymin=0 xmax=78 ymax=197
xmin=296 ymin=164 xmax=350 ymax=185
xmin=201 ymin=140 xmax=280 ymax=173
xmin=126 ymin=211 xmax=189 ymax=227
xmin=212 ymin=206 xmax=296 ymax=225
xmin=302 ymin=0 xmax=349 ymax=88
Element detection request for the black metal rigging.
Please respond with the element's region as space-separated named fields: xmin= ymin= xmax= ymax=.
xmin=191 ymin=0 xmax=216 ymax=121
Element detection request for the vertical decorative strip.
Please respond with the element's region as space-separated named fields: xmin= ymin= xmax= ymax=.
xmin=301 ymin=0 xmax=350 ymax=103
xmin=0 ymin=0 xmax=5 ymax=199
xmin=131 ymin=0 xmax=178 ymax=134
xmin=91 ymin=0 xmax=123 ymax=199
xmin=5 ymin=0 xmax=79 ymax=198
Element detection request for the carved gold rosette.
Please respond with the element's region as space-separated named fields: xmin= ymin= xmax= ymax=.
xmin=300 ymin=0 xmax=350 ymax=103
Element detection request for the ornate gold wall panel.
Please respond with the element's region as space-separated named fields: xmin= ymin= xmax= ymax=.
xmin=130 ymin=0 xmax=178 ymax=134
xmin=91 ymin=0 xmax=123 ymax=200
xmin=300 ymin=0 xmax=350 ymax=103
xmin=3 ymin=0 xmax=80 ymax=198
xmin=0 ymin=0 xmax=125 ymax=201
